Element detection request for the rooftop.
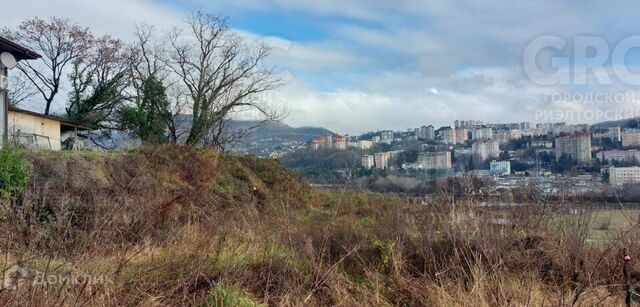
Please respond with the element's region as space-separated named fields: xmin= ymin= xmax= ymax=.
xmin=0 ymin=36 xmax=41 ymax=61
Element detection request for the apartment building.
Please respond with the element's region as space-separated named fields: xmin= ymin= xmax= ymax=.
xmin=438 ymin=127 xmax=456 ymax=144
xmin=599 ymin=150 xmax=640 ymax=164
xmin=610 ymin=166 xmax=640 ymax=186
xmin=471 ymin=127 xmax=493 ymax=141
xmin=455 ymin=128 xmax=468 ymax=144
xmin=361 ymin=155 xmax=375 ymax=169
xmin=417 ymin=151 xmax=452 ymax=170
xmin=310 ymin=134 xmax=347 ymax=150
xmin=380 ymin=130 xmax=394 ymax=144
xmin=592 ymin=127 xmax=621 ymax=143
xmin=472 ymin=139 xmax=500 ymax=161
xmin=622 ymin=128 xmax=640 ymax=147
xmin=369 ymin=150 xmax=403 ymax=169
xmin=554 ymin=131 xmax=592 ymax=163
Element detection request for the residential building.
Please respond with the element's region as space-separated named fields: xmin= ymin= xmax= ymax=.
xmin=454 ymin=128 xmax=468 ymax=144
xmin=310 ymin=134 xmax=347 ymax=150
xmin=425 ymin=125 xmax=435 ymax=141
xmin=0 ymin=36 xmax=41 ymax=146
xmin=553 ymin=124 xmax=589 ymax=136
xmin=455 ymin=120 xmax=483 ymax=128
xmin=353 ymin=140 xmax=372 ymax=150
xmin=554 ymin=131 xmax=592 ymax=163
xmin=622 ymin=128 xmax=640 ymax=147
xmin=490 ymin=160 xmax=511 ymax=175
xmin=417 ymin=151 xmax=452 ymax=170
xmin=610 ymin=166 xmax=640 ymax=186
xmin=519 ymin=122 xmax=533 ymax=130
xmin=472 ymin=139 xmax=500 ymax=160
xmin=380 ymin=130 xmax=394 ymax=144
xmin=531 ymin=140 xmax=553 ymax=148
xmin=494 ymin=129 xmax=522 ymax=144
xmin=372 ymin=150 xmax=403 ymax=169
xmin=471 ymin=127 xmax=493 ymax=141
xmin=438 ymin=127 xmax=456 ymax=144
xmin=334 ymin=135 xmax=347 ymax=150
xmin=7 ymin=106 xmax=93 ymax=150
xmin=592 ymin=127 xmax=621 ymax=143
xmin=361 ymin=155 xmax=375 ymax=169
xmin=599 ymin=150 xmax=640 ymax=164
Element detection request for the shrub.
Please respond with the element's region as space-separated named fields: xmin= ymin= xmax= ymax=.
xmin=0 ymin=146 xmax=29 ymax=199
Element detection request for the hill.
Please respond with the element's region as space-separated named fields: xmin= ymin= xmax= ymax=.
xmin=231 ymin=120 xmax=333 ymax=155
xmin=0 ymin=147 xmax=630 ymax=305
xmin=176 ymin=114 xmax=333 ymax=156
xmin=592 ymin=117 xmax=640 ymax=129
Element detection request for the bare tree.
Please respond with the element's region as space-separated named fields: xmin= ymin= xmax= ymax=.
xmin=122 ymin=25 xmax=182 ymax=143
xmin=3 ymin=17 xmax=93 ymax=114
xmin=7 ymin=74 xmax=38 ymax=107
xmin=164 ymin=11 xmax=283 ymax=148
xmin=127 ymin=25 xmax=165 ymax=92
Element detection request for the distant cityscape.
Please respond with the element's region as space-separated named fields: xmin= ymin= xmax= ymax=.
xmin=303 ymin=119 xmax=640 ymax=188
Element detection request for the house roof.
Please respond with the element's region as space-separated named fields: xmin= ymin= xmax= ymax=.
xmin=8 ymin=106 xmax=94 ymax=130
xmin=0 ymin=36 xmax=41 ymax=61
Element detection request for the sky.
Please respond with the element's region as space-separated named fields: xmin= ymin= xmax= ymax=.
xmin=4 ymin=0 xmax=640 ymax=134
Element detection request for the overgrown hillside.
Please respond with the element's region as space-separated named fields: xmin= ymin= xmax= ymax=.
xmin=0 ymin=147 xmax=634 ymax=306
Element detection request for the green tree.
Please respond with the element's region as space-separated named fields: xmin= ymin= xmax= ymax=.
xmin=67 ymin=35 xmax=129 ymax=126
xmin=117 ymin=76 xmax=170 ymax=143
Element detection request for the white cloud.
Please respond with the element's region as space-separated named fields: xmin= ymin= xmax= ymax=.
xmin=7 ymin=0 xmax=640 ymax=134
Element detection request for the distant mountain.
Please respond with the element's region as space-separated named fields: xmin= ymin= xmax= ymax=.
xmin=592 ymin=117 xmax=640 ymax=129
xmin=230 ymin=120 xmax=333 ymax=156
xmin=174 ymin=114 xmax=333 ymax=156
xmin=231 ymin=120 xmax=333 ymax=143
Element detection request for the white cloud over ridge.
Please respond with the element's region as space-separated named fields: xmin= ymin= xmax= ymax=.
xmin=5 ymin=0 xmax=640 ymax=134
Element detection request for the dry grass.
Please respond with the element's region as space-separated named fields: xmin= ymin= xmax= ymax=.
xmin=0 ymin=146 xmax=636 ymax=306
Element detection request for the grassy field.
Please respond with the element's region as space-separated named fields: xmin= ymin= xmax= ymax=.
xmin=0 ymin=147 xmax=635 ymax=305
xmin=587 ymin=209 xmax=640 ymax=240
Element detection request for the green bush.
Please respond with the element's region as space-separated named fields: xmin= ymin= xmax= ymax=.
xmin=205 ymin=284 xmax=261 ymax=307
xmin=0 ymin=146 xmax=29 ymax=199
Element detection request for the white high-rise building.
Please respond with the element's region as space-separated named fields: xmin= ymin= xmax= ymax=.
xmin=425 ymin=125 xmax=435 ymax=141
xmin=592 ymin=127 xmax=621 ymax=143
xmin=555 ymin=131 xmax=592 ymax=164
xmin=622 ymin=128 xmax=640 ymax=148
xmin=362 ymin=155 xmax=375 ymax=169
xmin=472 ymin=140 xmax=500 ymax=161
xmin=610 ymin=166 xmax=640 ymax=186
xmin=380 ymin=130 xmax=394 ymax=145
xmin=454 ymin=128 xmax=468 ymax=144
xmin=417 ymin=151 xmax=452 ymax=170
xmin=439 ymin=127 xmax=456 ymax=144
xmin=471 ymin=127 xmax=493 ymax=141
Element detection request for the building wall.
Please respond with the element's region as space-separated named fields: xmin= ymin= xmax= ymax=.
xmin=472 ymin=140 xmax=500 ymax=161
xmin=622 ymin=129 xmax=640 ymax=147
xmin=362 ymin=155 xmax=374 ymax=169
xmin=418 ymin=151 xmax=451 ymax=170
xmin=600 ymin=150 xmax=640 ymax=164
xmin=610 ymin=167 xmax=640 ymax=186
xmin=8 ymin=111 xmax=62 ymax=150
xmin=555 ymin=132 xmax=591 ymax=163
xmin=490 ymin=160 xmax=511 ymax=175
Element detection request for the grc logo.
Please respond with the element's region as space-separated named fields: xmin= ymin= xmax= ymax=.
xmin=523 ymin=35 xmax=640 ymax=86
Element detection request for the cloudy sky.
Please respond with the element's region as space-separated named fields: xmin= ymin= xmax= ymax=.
xmin=4 ymin=0 xmax=640 ymax=134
